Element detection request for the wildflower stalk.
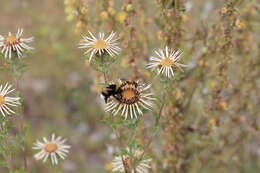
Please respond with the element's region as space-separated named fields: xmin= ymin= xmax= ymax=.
xmin=100 ymin=56 xmax=109 ymax=84
xmin=139 ymin=81 xmax=169 ymax=160
xmin=11 ymin=57 xmax=28 ymax=172
xmin=0 ymin=121 xmax=14 ymax=171
xmin=122 ymin=0 xmax=140 ymax=79
xmin=98 ymin=54 xmax=130 ymax=173
xmin=0 ymin=53 xmax=28 ymax=172
xmin=7 ymin=56 xmax=26 ymax=170
xmin=127 ymin=119 xmax=138 ymax=146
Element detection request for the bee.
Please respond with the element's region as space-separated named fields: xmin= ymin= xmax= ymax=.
xmin=101 ymin=83 xmax=122 ymax=103
xmin=101 ymin=80 xmax=139 ymax=103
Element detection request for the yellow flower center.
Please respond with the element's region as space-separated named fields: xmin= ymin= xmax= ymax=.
xmin=160 ymin=58 xmax=174 ymax=67
xmin=0 ymin=96 xmax=5 ymax=105
xmin=122 ymin=89 xmax=136 ymax=100
xmin=5 ymin=35 xmax=19 ymax=45
xmin=93 ymin=39 xmax=108 ymax=49
xmin=44 ymin=143 xmax=58 ymax=153
xmin=116 ymin=81 xmax=140 ymax=104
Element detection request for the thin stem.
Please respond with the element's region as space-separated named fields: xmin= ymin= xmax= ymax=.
xmin=13 ymin=60 xmax=28 ymax=172
xmin=140 ymin=91 xmax=166 ymax=159
xmin=127 ymin=119 xmax=138 ymax=146
xmin=155 ymin=93 xmax=166 ymax=128
xmin=99 ymin=57 xmax=128 ymax=173
xmin=101 ymin=55 xmax=109 ymax=84
xmin=103 ymin=70 xmax=108 ymax=84
xmin=111 ymin=126 xmax=128 ymax=173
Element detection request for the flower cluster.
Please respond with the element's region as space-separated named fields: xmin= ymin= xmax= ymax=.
xmin=0 ymin=28 xmax=33 ymax=116
xmin=79 ymin=31 xmax=187 ymax=118
xmin=0 ymin=29 xmax=71 ymax=166
xmin=0 ymin=27 xmax=187 ymax=171
xmin=78 ymin=30 xmax=188 ymax=172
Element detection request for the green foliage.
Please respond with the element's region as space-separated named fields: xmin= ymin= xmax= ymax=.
xmin=10 ymin=169 xmax=27 ymax=173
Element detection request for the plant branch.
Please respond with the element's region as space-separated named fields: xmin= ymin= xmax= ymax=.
xmin=139 ymin=92 xmax=166 ymax=160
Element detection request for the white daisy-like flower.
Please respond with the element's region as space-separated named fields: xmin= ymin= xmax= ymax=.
xmin=0 ymin=83 xmax=20 ymax=117
xmin=32 ymin=134 xmax=71 ymax=165
xmin=112 ymin=148 xmax=152 ymax=173
xmin=147 ymin=46 xmax=187 ymax=78
xmin=78 ymin=31 xmax=121 ymax=62
xmin=0 ymin=28 xmax=34 ymax=59
xmin=104 ymin=80 xmax=155 ymax=119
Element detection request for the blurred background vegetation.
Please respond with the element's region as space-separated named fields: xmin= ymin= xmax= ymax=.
xmin=0 ymin=0 xmax=259 ymax=173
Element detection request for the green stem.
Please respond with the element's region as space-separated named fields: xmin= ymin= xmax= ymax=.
xmin=100 ymin=55 xmax=109 ymax=84
xmin=139 ymin=87 xmax=167 ymax=159
xmin=12 ymin=59 xmax=28 ymax=172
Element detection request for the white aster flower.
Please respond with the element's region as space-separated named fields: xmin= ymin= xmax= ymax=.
xmin=0 ymin=83 xmax=20 ymax=117
xmin=112 ymin=148 xmax=152 ymax=173
xmin=32 ymin=134 xmax=71 ymax=165
xmin=104 ymin=80 xmax=155 ymax=119
xmin=78 ymin=31 xmax=120 ymax=62
xmin=147 ymin=46 xmax=187 ymax=78
xmin=0 ymin=28 xmax=34 ymax=59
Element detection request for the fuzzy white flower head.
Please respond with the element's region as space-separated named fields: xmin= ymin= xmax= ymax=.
xmin=32 ymin=134 xmax=71 ymax=165
xmin=104 ymin=80 xmax=155 ymax=119
xmin=112 ymin=148 xmax=152 ymax=173
xmin=0 ymin=28 xmax=34 ymax=59
xmin=147 ymin=46 xmax=187 ymax=78
xmin=0 ymin=83 xmax=20 ymax=117
xmin=78 ymin=31 xmax=121 ymax=62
